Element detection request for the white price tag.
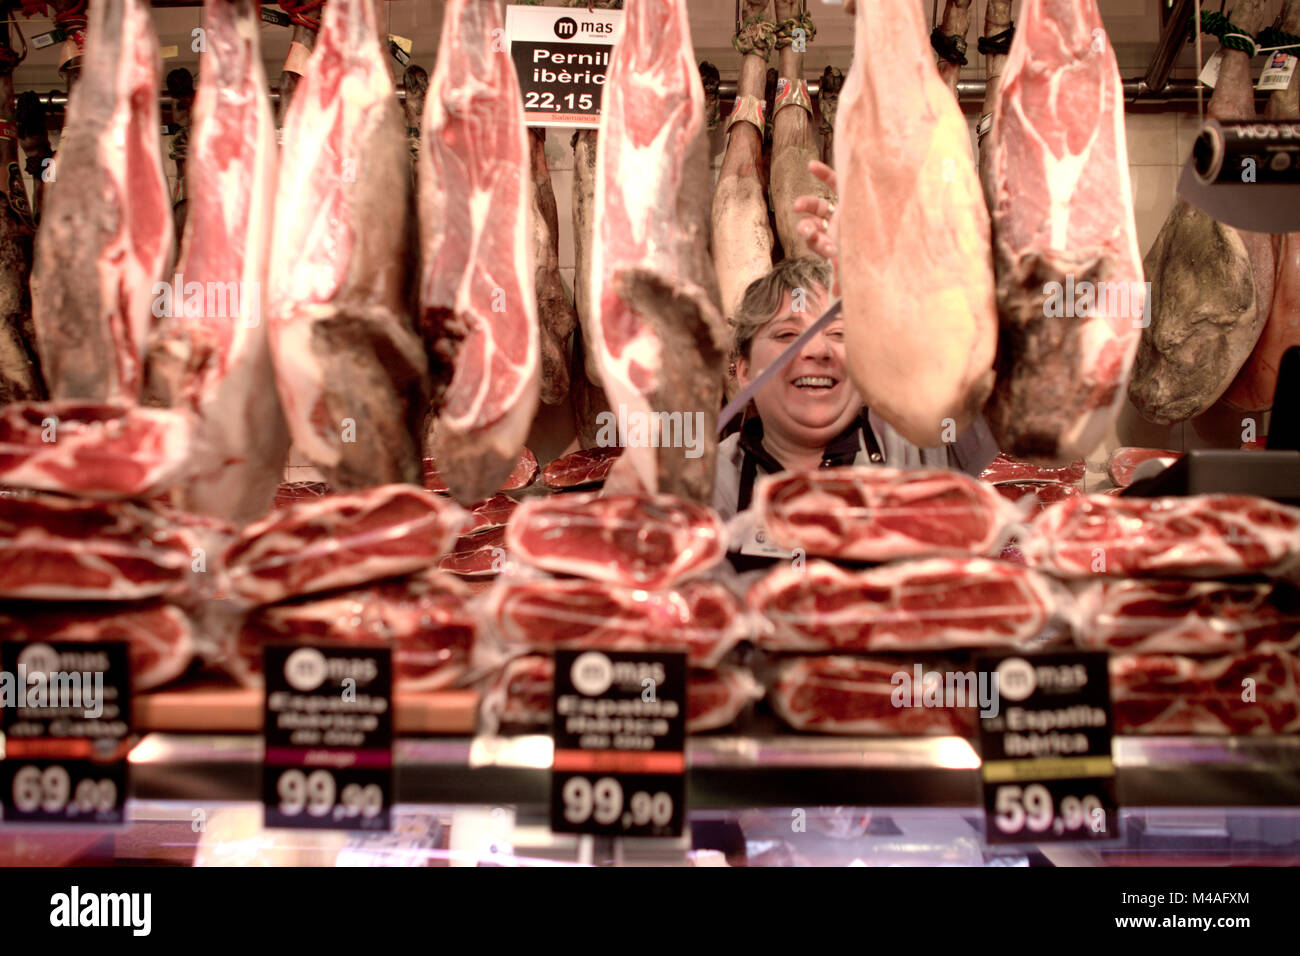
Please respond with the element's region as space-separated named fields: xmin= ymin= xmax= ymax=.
xmin=1258 ymin=52 xmax=1299 ymax=91
xmin=1199 ymin=49 xmax=1224 ymax=90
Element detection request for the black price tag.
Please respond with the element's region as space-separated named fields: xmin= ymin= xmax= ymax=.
xmin=31 ymin=29 xmax=65 ymax=50
xmin=975 ymin=652 xmax=1119 ymax=845
xmin=260 ymin=7 xmax=290 ymax=27
xmin=263 ymin=644 xmax=392 ymax=832
xmin=550 ymin=649 xmax=686 ymax=838
xmin=1 ymin=641 xmax=131 ymax=826
xmin=504 ymin=6 xmax=622 ymax=129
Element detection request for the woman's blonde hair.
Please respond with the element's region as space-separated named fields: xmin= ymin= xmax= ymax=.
xmin=729 ymin=256 xmax=832 ymax=364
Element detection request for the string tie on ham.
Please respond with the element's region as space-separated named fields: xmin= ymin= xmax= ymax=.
xmin=733 ymin=16 xmax=776 ymax=58
xmin=278 ymin=0 xmax=324 ymax=32
xmin=977 ymin=24 xmax=1015 ymax=56
xmin=1255 ymin=26 xmax=1300 ymax=56
xmin=773 ymin=13 xmax=816 ymax=50
xmin=930 ymin=26 xmax=969 ymax=66
xmin=1200 ymin=11 xmax=1259 ymax=56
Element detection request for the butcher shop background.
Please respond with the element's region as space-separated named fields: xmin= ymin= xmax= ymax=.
xmin=10 ymin=0 xmax=1280 ymax=478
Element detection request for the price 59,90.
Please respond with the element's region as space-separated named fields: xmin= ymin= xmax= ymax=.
xmin=276 ymin=769 xmax=383 ymax=820
xmin=994 ymin=784 xmax=1106 ymax=836
xmin=11 ymin=765 xmax=117 ymax=816
xmin=561 ymin=776 xmax=673 ymax=830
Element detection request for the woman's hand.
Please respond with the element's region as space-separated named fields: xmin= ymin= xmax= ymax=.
xmin=793 ymin=160 xmax=841 ymax=294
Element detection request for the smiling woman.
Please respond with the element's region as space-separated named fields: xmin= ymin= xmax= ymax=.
xmin=715 ymin=255 xmax=1000 ymax=561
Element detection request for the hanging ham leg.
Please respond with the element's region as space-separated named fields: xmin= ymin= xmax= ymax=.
xmin=143 ymin=0 xmax=288 ymax=525
xmin=835 ymin=0 xmax=997 ymax=447
xmin=977 ymin=0 xmax=1013 ymax=205
xmin=590 ymin=0 xmax=726 ymax=502
xmin=1129 ymin=0 xmax=1276 ymax=425
xmin=1223 ymin=0 xmax=1300 ymax=412
xmin=817 ymin=66 xmax=842 ymax=167
xmin=15 ymin=92 xmax=52 ymax=224
xmin=275 ymin=2 xmax=322 ymax=128
xmin=267 ymin=0 xmax=428 ymax=490
xmin=770 ymin=0 xmax=833 ymax=262
xmin=933 ymin=0 xmax=974 ymax=94
xmin=572 ymin=128 xmax=601 ymax=383
xmin=419 ymin=0 xmax=539 ymax=506
xmin=30 ymin=0 xmax=172 ymax=402
xmin=529 ymin=128 xmax=577 ymax=406
xmin=0 ymin=34 xmax=40 ymax=405
xmin=711 ymin=0 xmax=775 ymax=317
xmin=984 ymin=0 xmax=1146 ymax=463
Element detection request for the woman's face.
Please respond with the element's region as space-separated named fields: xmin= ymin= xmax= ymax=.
xmin=735 ymin=286 xmax=862 ymax=446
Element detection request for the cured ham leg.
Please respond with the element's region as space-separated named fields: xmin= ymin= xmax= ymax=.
xmin=267 ymin=0 xmax=428 ymax=490
xmin=770 ymin=0 xmax=833 ymax=262
xmin=144 ymin=0 xmax=288 ymax=524
xmin=835 ymin=0 xmax=997 ymax=447
xmin=711 ymin=0 xmax=774 ymax=317
xmin=275 ymin=1 xmax=322 ymax=127
xmin=420 ymin=0 xmax=539 ymax=506
xmin=590 ymin=0 xmax=726 ymax=502
xmin=817 ymin=66 xmax=843 ymax=167
xmin=30 ymin=0 xmax=172 ymax=402
xmin=1129 ymin=0 xmax=1276 ymax=424
xmin=984 ymin=0 xmax=1146 ymax=463
xmin=15 ymin=92 xmax=53 ymax=225
xmin=529 ymin=128 xmax=577 ymax=406
xmin=933 ymin=0 xmax=974 ymax=94
xmin=0 ymin=31 xmax=39 ymax=405
xmin=1224 ymin=0 xmax=1300 ymax=412
xmin=976 ymin=0 xmax=1013 ymax=205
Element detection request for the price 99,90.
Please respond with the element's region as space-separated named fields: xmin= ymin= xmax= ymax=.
xmin=276 ymin=769 xmax=383 ymax=821
xmin=561 ymin=776 xmax=673 ymax=831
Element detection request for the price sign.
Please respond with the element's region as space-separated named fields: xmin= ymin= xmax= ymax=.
xmin=263 ymin=644 xmax=392 ymax=832
xmin=505 ymin=5 xmax=623 ymax=129
xmin=975 ymin=652 xmax=1119 ymax=845
xmin=1 ymin=641 xmax=131 ymax=826
xmin=550 ymin=649 xmax=686 ymax=838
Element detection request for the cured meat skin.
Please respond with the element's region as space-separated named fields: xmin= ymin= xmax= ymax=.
xmin=0 ymin=495 xmax=199 ymax=602
xmin=749 ymin=558 xmax=1056 ymax=653
xmin=0 ymin=42 xmax=40 ymax=406
xmin=1104 ymin=446 xmax=1183 ymax=487
xmin=984 ymin=0 xmax=1145 ymax=462
xmin=980 ymin=453 xmax=1085 ymax=484
xmin=529 ymin=129 xmax=577 ymax=406
xmin=481 ymin=655 xmax=760 ymax=734
xmin=145 ymin=0 xmax=288 ymax=524
xmin=1129 ymin=0 xmax=1275 ymax=424
xmin=770 ymin=657 xmax=977 ymax=736
xmin=589 ymin=0 xmax=726 ymax=501
xmin=30 ymin=0 xmax=172 ymax=402
xmin=419 ymin=0 xmax=539 ymax=506
xmin=224 ymin=484 xmax=467 ymax=607
xmin=1111 ymin=652 xmax=1300 ymax=735
xmin=835 ymin=0 xmax=997 ymax=447
xmin=267 ymin=0 xmax=428 ymax=490
xmin=1025 ymin=494 xmax=1300 ymax=579
xmin=0 ymin=602 xmax=194 ymax=690
xmin=0 ymin=401 xmax=192 ymax=498
xmin=506 ymin=492 xmax=726 ymax=589
xmin=754 ymin=468 xmax=1011 ymax=562
xmin=542 ymin=445 xmax=621 ymax=489
xmin=1076 ymin=579 xmax=1300 ymax=655
xmin=237 ymin=569 xmax=476 ymax=692
xmin=487 ymin=578 xmax=743 ymax=668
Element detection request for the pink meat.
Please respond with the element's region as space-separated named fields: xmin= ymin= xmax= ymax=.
xmin=992 ymin=480 xmax=1081 ymax=516
xmin=463 ymin=494 xmax=517 ymax=534
xmin=1104 ymin=446 xmax=1183 ymax=487
xmin=542 ymin=445 xmax=622 ymax=490
xmin=980 ymin=453 xmax=1085 ymax=484
xmin=438 ymin=525 xmax=507 ymax=578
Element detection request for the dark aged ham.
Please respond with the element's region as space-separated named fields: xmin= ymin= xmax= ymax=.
xmin=542 ymin=445 xmax=621 ymax=490
xmin=1104 ymin=447 xmax=1183 ymax=488
xmin=506 ymin=492 xmax=726 ymax=589
xmin=754 ymin=468 xmax=1011 ymax=561
xmin=480 ymin=655 xmax=760 ymax=734
xmin=0 ymin=602 xmax=194 ymax=690
xmin=835 ymin=0 xmax=996 ymax=447
xmin=0 ymin=495 xmax=198 ymax=602
xmin=0 ymin=34 xmax=40 ymax=407
xmin=976 ymin=0 xmax=1013 ymax=203
xmin=770 ymin=656 xmax=977 ymax=736
xmin=30 ymin=0 xmax=172 ymax=402
xmin=1111 ymin=652 xmax=1300 ymax=735
xmin=0 ymin=402 xmax=192 ymax=498
xmin=748 ymin=558 xmax=1057 ymax=653
xmin=420 ymin=0 xmax=539 ymax=506
xmin=1075 ymin=579 xmax=1300 ymax=654
xmin=224 ymin=485 xmax=467 ymax=607
xmin=530 ymin=129 xmax=577 ymax=406
xmin=1129 ymin=0 xmax=1276 ymax=424
xmin=1223 ymin=0 xmax=1300 ymax=412
xmin=933 ymin=0 xmax=974 ymax=93
xmin=1025 ymin=494 xmax=1300 ymax=579
xmin=487 ymin=578 xmax=743 ymax=668
xmin=588 ymin=0 xmax=726 ymax=500
xmin=423 ymin=447 xmax=536 ymax=494
xmin=984 ymin=0 xmax=1145 ymax=462
xmin=438 ymin=525 xmax=507 ymax=578
xmin=267 ymin=0 xmax=428 ymax=490
xmin=979 ymin=453 xmax=1085 ymax=484
xmin=142 ymin=0 xmax=287 ymax=524
xmin=236 ymin=569 xmax=476 ymax=691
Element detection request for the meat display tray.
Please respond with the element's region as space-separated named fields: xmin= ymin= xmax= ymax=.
xmin=116 ymin=733 xmax=1300 ymax=810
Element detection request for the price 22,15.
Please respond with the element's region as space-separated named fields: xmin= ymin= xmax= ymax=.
xmin=524 ymin=91 xmax=595 ymax=112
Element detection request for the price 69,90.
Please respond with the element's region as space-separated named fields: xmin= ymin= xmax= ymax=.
xmin=12 ymin=765 xmax=117 ymax=817
xmin=994 ymin=783 xmax=1106 ymax=836
xmin=276 ymin=769 xmax=382 ymax=820
xmin=561 ymin=776 xmax=673 ymax=830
